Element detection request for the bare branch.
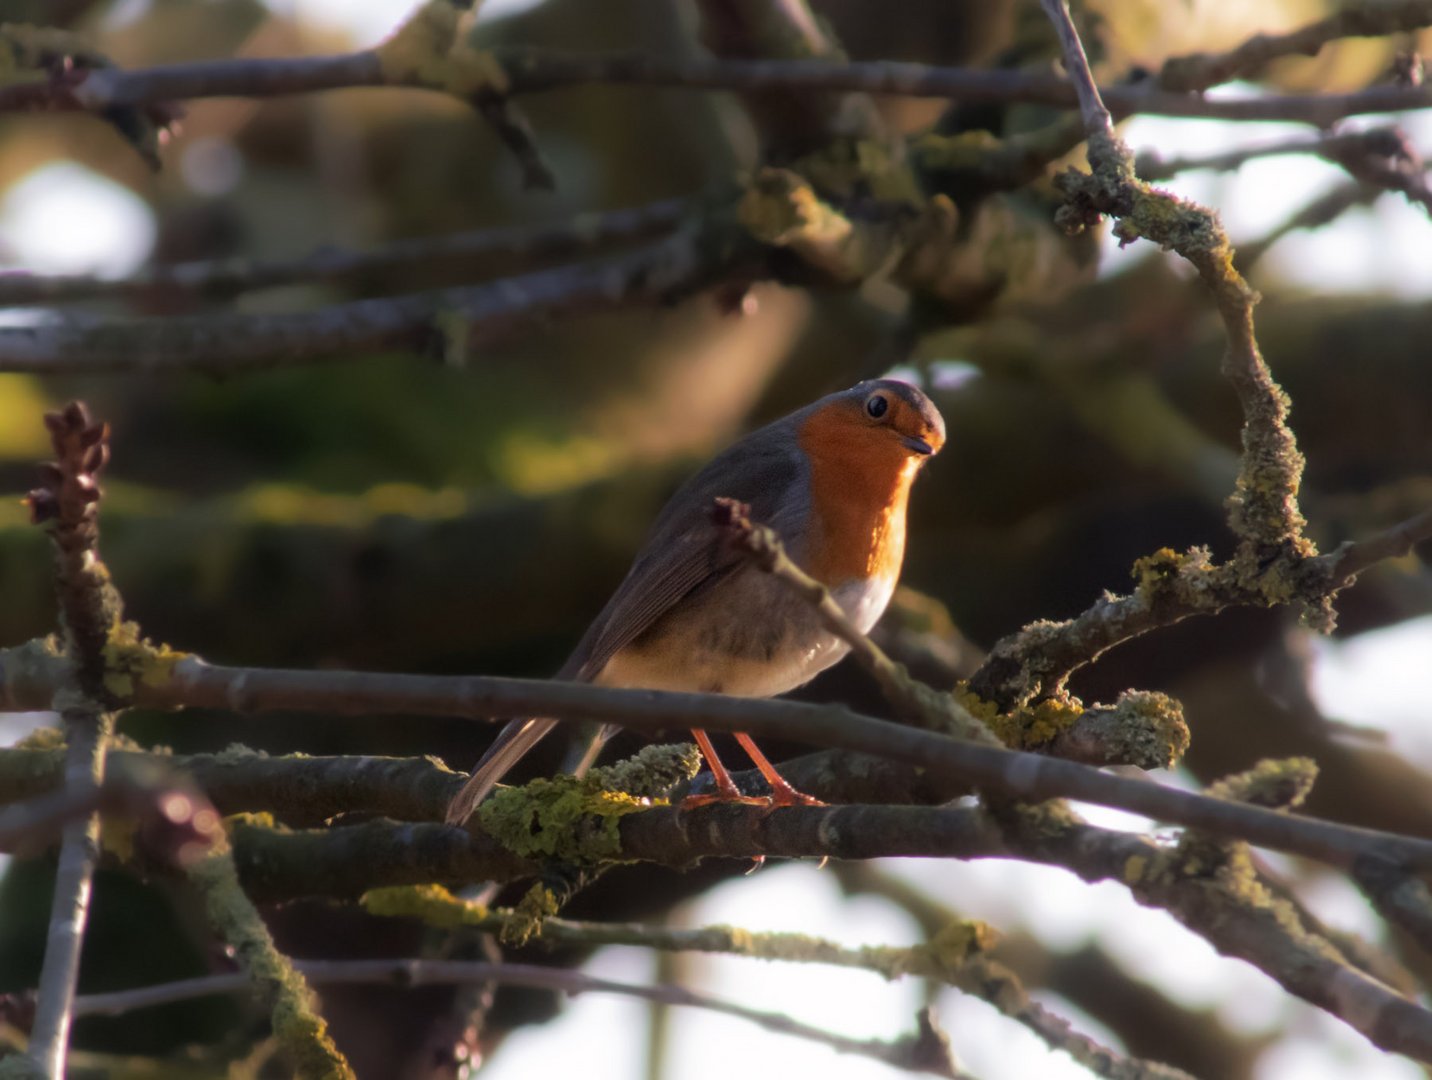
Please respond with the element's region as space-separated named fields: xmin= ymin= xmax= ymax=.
xmin=360 ymin=885 xmax=1195 ymax=1080
xmin=23 ymin=706 xmax=110 ymax=1078
xmin=69 ymin=958 xmax=971 ymax=1077
xmin=0 ymin=197 xmax=692 ymax=307
xmin=1235 ymin=181 xmax=1377 ymax=270
xmin=1308 ymin=507 xmax=1432 ymax=585
xmin=1136 ymin=126 xmax=1420 ymax=181
xmin=1159 ymin=0 xmax=1432 ymax=92
xmin=0 ymin=231 xmax=745 ymax=374
xmin=8 ymin=46 xmax=1432 ymax=131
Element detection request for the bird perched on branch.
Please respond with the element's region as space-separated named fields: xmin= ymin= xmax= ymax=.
xmin=445 ymin=379 xmax=945 ymax=825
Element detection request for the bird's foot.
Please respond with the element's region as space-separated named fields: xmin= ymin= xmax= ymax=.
xmin=679 ymin=791 xmax=772 ymax=811
xmin=766 ymin=781 xmax=826 ymax=809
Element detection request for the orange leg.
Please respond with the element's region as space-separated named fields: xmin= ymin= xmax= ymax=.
xmin=681 ymin=729 xmax=771 ymax=809
xmin=734 ymin=732 xmax=826 ymax=808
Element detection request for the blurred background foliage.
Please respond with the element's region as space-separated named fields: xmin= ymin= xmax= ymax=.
xmin=0 ymin=0 xmax=1430 ymax=1077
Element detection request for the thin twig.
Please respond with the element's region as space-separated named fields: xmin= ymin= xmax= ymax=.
xmin=1309 ymin=507 xmax=1432 ymax=584
xmin=69 ymin=958 xmax=969 ymax=1078
xmin=713 ymin=497 xmax=1000 ymax=745
xmin=1040 ymin=1 xmax=1113 ymax=137
xmin=1236 ymin=181 xmax=1377 ymax=270
xmin=25 ymin=706 xmax=111 ymax=1078
xmin=22 ymin=404 xmax=119 ymax=1079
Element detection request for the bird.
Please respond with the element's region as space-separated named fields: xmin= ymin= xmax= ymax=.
xmin=445 ymin=378 xmax=945 ymax=825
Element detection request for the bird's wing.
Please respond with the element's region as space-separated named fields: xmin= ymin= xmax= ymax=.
xmin=444 ymin=426 xmax=808 ymax=825
xmin=560 ymin=431 xmax=809 ymax=681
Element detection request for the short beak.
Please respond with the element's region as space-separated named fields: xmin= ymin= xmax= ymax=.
xmin=901 ymin=434 xmax=935 ymax=456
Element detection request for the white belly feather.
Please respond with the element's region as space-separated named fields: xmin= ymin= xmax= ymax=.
xmin=596 ymin=572 xmax=899 ymax=699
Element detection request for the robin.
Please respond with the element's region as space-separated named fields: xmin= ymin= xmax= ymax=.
xmin=445 ymin=378 xmax=945 ymax=825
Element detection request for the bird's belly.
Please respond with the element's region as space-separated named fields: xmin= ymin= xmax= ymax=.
xmin=595 ymin=572 xmax=897 ymax=698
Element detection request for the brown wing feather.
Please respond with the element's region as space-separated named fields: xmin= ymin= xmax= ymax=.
xmin=560 ymin=430 xmax=808 ymax=681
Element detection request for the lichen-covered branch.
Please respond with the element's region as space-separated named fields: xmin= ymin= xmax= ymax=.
xmin=964 ymin=0 xmax=1402 ymax=713
xmin=196 ymin=804 xmax=1432 ymax=1062
xmin=1045 ymin=0 xmax=1310 ymax=560
xmin=184 ymin=829 xmax=352 ymax=1079
xmin=2 ymin=654 xmax=1429 ymax=874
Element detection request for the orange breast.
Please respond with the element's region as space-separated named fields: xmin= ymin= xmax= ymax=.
xmin=797 ymin=409 xmax=919 ymax=585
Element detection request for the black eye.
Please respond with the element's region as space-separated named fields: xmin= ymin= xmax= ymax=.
xmin=865 ymin=394 xmax=889 ymax=419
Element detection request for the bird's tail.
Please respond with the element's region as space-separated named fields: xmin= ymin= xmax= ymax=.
xmin=444 ymin=717 xmax=560 ymax=825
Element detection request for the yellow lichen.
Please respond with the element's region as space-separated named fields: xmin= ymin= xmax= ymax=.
xmin=501 ymin=883 xmax=559 ymax=946
xmin=1104 ymin=690 xmax=1191 ymax=769
xmin=373 ymin=0 xmax=508 ymax=97
xmin=791 ymin=137 xmax=921 ymax=203
xmin=925 ymin=919 xmax=998 ymax=970
xmin=1207 ymin=757 xmax=1318 ymax=810
xmin=586 ymin=743 xmax=702 ymax=799
xmin=1019 ymin=695 xmax=1084 ymax=746
xmin=187 ymin=835 xmax=351 ymax=1078
xmin=478 ymin=775 xmax=647 ymax=863
xmin=951 ymin=683 xmax=1083 ymax=750
xmin=101 ymin=618 xmax=189 ymax=700
xmin=361 ymin=883 xmax=487 ymax=929
xmin=14 ymin=724 xmax=65 ymax=751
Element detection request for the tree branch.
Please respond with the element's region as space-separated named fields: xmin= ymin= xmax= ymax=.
xmin=1158 ymin=0 xmax=1432 ymax=92
xmin=184 ymin=831 xmax=352 ymax=1078
xmin=4 ymin=654 xmax=1432 ymax=874
xmin=67 ymin=957 xmax=969 ymax=1078
xmin=360 ymin=883 xmax=1195 ymax=1080
xmin=7 ymin=45 xmax=1432 ymax=131
xmin=0 ymin=761 xmax=218 ymax=856
xmin=0 ymin=230 xmax=750 ymax=374
xmin=183 ymin=806 xmax=1432 ymax=1062
xmin=1135 ymin=126 xmax=1420 ymax=181
xmin=21 ymin=404 xmax=119 ymax=1079
xmin=0 ymin=197 xmax=693 ymax=307
xmin=23 ymin=706 xmax=110 ymax=1079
